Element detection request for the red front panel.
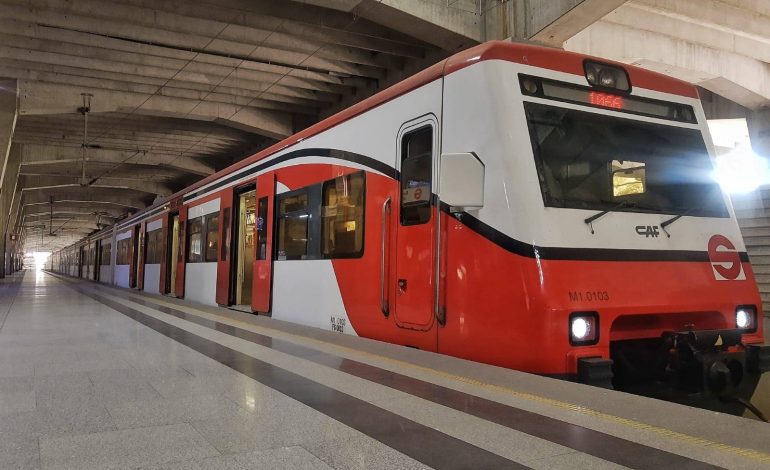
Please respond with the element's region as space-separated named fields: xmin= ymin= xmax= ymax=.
xmin=216 ymin=190 xmax=234 ymax=306
xmin=174 ymin=206 xmax=187 ymax=298
xmin=252 ymin=172 xmax=275 ymax=313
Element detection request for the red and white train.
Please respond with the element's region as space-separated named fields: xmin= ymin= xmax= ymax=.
xmin=51 ymin=41 xmax=769 ymax=405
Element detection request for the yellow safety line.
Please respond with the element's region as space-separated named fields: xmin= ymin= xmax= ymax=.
xmin=88 ymin=282 xmax=770 ymax=464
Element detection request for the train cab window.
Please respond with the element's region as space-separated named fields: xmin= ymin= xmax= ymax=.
xmin=321 ymin=172 xmax=365 ymax=258
xmin=400 ymin=126 xmax=433 ymax=225
xmin=256 ymin=197 xmax=268 ymax=260
xmin=187 ymin=217 xmax=203 ymax=262
xmin=276 ymin=190 xmax=309 ymax=260
xmin=205 ymin=214 xmax=219 ymax=262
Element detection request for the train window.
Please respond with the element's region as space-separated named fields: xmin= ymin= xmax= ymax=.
xmin=145 ymin=229 xmax=163 ymax=264
xmin=276 ymin=189 xmax=309 ymax=260
xmin=256 ymin=197 xmax=268 ymax=260
xmin=279 ymin=192 xmax=308 ymax=213
xmin=187 ymin=217 xmax=203 ymax=262
xmin=400 ymin=126 xmax=433 ymax=225
xmin=100 ymin=242 xmax=111 ymax=265
xmin=321 ymin=172 xmax=365 ymax=258
xmin=205 ymin=214 xmax=219 ymax=262
xmin=524 ymin=102 xmax=728 ymax=217
xmin=116 ymin=238 xmax=131 ymax=265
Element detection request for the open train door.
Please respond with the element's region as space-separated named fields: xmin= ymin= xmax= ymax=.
xmin=174 ymin=206 xmax=188 ymax=298
xmin=252 ymin=172 xmax=276 ymax=314
xmin=392 ymin=118 xmax=439 ymax=340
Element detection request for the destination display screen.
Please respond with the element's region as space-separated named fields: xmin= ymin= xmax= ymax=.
xmin=519 ymin=75 xmax=696 ymax=124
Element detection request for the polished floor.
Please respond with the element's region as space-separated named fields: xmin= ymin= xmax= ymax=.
xmin=1 ymin=270 xmax=769 ymax=469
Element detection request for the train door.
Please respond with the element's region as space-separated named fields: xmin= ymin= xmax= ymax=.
xmin=94 ymin=241 xmax=100 ymax=281
xmin=393 ymin=121 xmax=438 ymax=332
xmin=252 ymin=172 xmax=276 ymax=313
xmin=129 ymin=225 xmax=140 ymax=288
xmin=78 ymin=246 xmax=84 ymax=278
xmin=174 ymin=207 xmax=187 ymax=297
xmin=232 ymin=187 xmax=256 ymax=310
xmin=166 ymin=213 xmax=179 ymax=295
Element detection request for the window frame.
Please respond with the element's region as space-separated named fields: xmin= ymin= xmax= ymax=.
xmin=275 ymin=187 xmax=313 ymax=261
xmin=321 ymin=171 xmax=366 ymax=259
xmin=185 ymin=212 xmax=220 ymax=264
xmin=398 ymin=122 xmax=435 ymax=227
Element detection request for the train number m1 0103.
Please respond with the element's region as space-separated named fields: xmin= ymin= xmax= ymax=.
xmin=569 ymin=291 xmax=610 ymax=302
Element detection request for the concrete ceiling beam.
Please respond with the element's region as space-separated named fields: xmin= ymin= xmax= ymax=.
xmin=20 ymin=144 xmax=216 ymax=177
xmin=16 ymin=117 xmax=248 ymax=146
xmin=530 ymin=0 xmax=630 ymax=46
xmin=21 ymin=186 xmax=150 ymax=209
xmin=64 ymin=0 xmax=426 ymax=58
xmin=18 ymin=174 xmax=173 ymax=197
xmin=0 ymin=0 xmax=385 ymax=80
xmin=605 ymin=2 xmax=770 ymax=65
xmin=18 ymin=81 xmax=293 ymax=139
xmin=0 ymin=61 xmax=323 ymax=115
xmin=564 ymin=20 xmax=770 ymax=109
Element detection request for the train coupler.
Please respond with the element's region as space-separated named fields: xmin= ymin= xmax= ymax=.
xmin=661 ymin=329 xmax=749 ymax=396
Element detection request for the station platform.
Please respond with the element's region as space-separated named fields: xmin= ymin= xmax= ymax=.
xmin=1 ymin=270 xmax=769 ymax=470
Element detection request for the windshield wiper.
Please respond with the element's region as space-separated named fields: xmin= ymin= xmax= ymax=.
xmin=584 ymin=201 xmax=634 ymax=234
xmin=660 ymin=206 xmax=701 ymax=237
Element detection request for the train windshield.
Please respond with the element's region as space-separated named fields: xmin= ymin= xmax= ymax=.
xmin=524 ymin=102 xmax=728 ymax=218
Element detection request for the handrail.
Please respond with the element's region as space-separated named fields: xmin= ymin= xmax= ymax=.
xmin=380 ymin=196 xmax=391 ymax=317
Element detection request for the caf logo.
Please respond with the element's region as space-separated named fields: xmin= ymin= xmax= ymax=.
xmin=708 ymin=235 xmax=745 ymax=281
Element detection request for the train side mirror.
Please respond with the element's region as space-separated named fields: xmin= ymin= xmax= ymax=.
xmin=439 ymin=152 xmax=485 ymax=211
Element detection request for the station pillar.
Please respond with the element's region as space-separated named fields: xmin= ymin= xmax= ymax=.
xmin=0 ymin=78 xmax=20 ymax=278
xmin=748 ymin=109 xmax=770 ymax=160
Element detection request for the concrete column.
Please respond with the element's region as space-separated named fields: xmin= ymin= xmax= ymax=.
xmin=748 ymin=109 xmax=770 ymax=159
xmin=0 ymin=144 xmax=21 ymax=277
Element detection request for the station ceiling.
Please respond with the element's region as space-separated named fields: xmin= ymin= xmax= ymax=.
xmin=5 ymin=0 xmax=462 ymax=252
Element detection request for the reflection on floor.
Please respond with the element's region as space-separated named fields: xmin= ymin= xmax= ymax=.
xmin=1 ymin=270 xmax=769 ymax=470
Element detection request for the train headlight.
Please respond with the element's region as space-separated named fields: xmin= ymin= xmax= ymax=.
xmin=584 ymin=61 xmax=630 ymax=92
xmin=736 ymin=305 xmax=757 ymax=332
xmin=569 ymin=312 xmax=600 ymax=346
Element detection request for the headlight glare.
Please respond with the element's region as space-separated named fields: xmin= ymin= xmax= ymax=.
xmin=735 ymin=305 xmax=757 ymax=332
xmin=569 ymin=312 xmax=599 ymax=346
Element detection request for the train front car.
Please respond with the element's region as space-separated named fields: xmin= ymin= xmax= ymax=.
xmin=439 ymin=43 xmax=769 ymax=411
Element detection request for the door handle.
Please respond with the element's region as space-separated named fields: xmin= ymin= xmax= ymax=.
xmin=398 ymin=278 xmax=407 ymax=292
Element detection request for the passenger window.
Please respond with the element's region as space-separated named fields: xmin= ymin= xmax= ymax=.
xmin=400 ymin=126 xmax=433 ymax=225
xmin=321 ymin=172 xmax=365 ymax=258
xmin=276 ymin=190 xmax=309 ymax=260
xmin=205 ymin=214 xmax=219 ymax=262
xmin=256 ymin=197 xmax=268 ymax=260
xmin=145 ymin=229 xmax=162 ymax=264
xmin=187 ymin=217 xmax=203 ymax=262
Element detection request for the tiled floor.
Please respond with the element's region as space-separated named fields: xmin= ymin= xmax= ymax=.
xmin=1 ymin=270 xmax=769 ymax=469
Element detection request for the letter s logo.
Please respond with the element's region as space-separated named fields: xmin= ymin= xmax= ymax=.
xmin=708 ymin=235 xmax=745 ymax=281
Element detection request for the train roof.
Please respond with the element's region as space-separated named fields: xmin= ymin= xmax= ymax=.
xmin=114 ymin=40 xmax=699 ymax=231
